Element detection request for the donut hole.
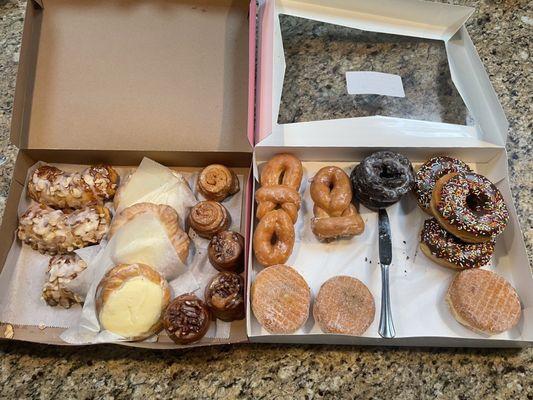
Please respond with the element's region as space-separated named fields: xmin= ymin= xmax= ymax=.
xmin=378 ymin=164 xmax=402 ymax=180
xmin=278 ymin=170 xmax=286 ymax=185
xmin=466 ymin=192 xmax=491 ymax=214
xmin=270 ymin=232 xmax=279 ymax=245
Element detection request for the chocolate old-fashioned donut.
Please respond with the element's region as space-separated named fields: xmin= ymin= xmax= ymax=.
xmin=350 ymin=151 xmax=414 ymax=209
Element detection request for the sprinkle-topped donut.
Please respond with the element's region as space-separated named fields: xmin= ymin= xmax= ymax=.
xmin=420 ymin=218 xmax=495 ymax=270
xmin=350 ymin=151 xmax=414 ymax=210
xmin=414 ymin=156 xmax=472 ymax=214
xmin=431 ymin=172 xmax=509 ymax=243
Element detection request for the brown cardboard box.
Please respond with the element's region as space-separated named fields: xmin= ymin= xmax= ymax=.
xmin=0 ymin=0 xmax=256 ymax=348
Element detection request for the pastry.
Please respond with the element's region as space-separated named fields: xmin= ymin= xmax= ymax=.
xmin=163 ymin=294 xmax=211 ymax=344
xmin=208 ymin=230 xmax=245 ymax=273
xmin=197 ymin=164 xmax=239 ymax=202
xmin=42 ymin=254 xmax=88 ymax=308
xmin=188 ymin=201 xmax=231 ymax=239
xmin=204 ymin=272 xmax=245 ymax=321
xmin=413 ymin=156 xmax=472 ymax=214
xmin=251 ymin=265 xmax=310 ymax=334
xmin=28 ymin=165 xmax=118 ymax=209
xmin=253 ymin=209 xmax=295 ymax=267
xmin=260 ymin=153 xmax=303 ymax=190
xmin=96 ymin=263 xmax=171 ymax=341
xmin=446 ymin=269 xmax=521 ymax=335
xmin=310 ymin=166 xmax=364 ymax=241
xmin=18 ymin=204 xmax=111 ymax=255
xmin=350 ymin=151 xmax=414 ymax=209
xmin=313 ymin=276 xmax=375 ymax=336
xmin=110 ymin=202 xmax=190 ymax=264
xmin=420 ymin=218 xmax=495 ymax=270
xmin=255 ymin=185 xmax=301 ymax=224
xmin=431 ymin=172 xmax=509 ymax=243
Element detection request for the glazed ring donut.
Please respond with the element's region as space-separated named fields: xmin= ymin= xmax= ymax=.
xmin=197 ymin=164 xmax=239 ymax=202
xmin=255 ymin=185 xmax=301 ymax=223
xmin=431 ymin=172 xmax=509 ymax=243
xmin=350 ymin=151 xmax=414 ymax=210
xmin=253 ymin=209 xmax=295 ymax=267
xmin=310 ymin=166 xmax=352 ymax=217
xmin=414 ymin=156 xmax=472 ymax=214
xmin=260 ymin=154 xmax=303 ymax=190
xmin=420 ymin=218 xmax=495 ymax=270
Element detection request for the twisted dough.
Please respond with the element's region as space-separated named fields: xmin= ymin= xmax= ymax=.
xmin=260 ymin=154 xmax=303 ymax=190
xmin=18 ymin=204 xmax=111 ymax=255
xmin=255 ymin=185 xmax=301 ymax=223
xmin=310 ymin=166 xmax=364 ymax=241
xmin=28 ymin=165 xmax=119 ymax=209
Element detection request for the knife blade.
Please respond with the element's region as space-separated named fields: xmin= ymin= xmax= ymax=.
xmin=378 ymin=208 xmax=392 ymax=266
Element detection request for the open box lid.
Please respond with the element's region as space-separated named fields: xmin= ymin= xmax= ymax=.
xmin=11 ymin=0 xmax=254 ymax=153
xmin=255 ymin=0 xmax=509 ymax=149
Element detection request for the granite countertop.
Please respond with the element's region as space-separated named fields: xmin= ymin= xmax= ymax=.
xmin=0 ymin=0 xmax=532 ymax=398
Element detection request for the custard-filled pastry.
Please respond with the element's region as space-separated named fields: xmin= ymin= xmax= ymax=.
xmin=18 ymin=204 xmax=111 ymax=255
xmin=42 ymin=254 xmax=88 ymax=308
xmin=188 ymin=201 xmax=231 ymax=239
xmin=28 ymin=165 xmax=119 ymax=209
xmin=197 ymin=164 xmax=239 ymax=202
xmin=110 ymin=202 xmax=190 ymax=265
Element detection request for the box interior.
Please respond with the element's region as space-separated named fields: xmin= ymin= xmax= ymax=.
xmin=12 ymin=0 xmax=252 ymax=152
xmin=0 ymin=149 xmax=252 ymax=348
xmin=247 ymin=147 xmax=533 ymax=346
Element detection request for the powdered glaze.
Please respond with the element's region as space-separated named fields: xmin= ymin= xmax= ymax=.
xmin=421 ymin=218 xmax=494 ymax=269
xmin=436 ymin=173 xmax=509 ymax=238
xmin=414 ymin=156 xmax=472 ymax=211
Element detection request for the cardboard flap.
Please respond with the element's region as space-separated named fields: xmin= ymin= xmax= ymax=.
xmin=255 ymin=0 xmax=509 ymax=149
xmin=14 ymin=0 xmax=252 ymax=153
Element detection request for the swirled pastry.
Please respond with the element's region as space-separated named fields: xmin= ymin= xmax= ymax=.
xmin=197 ymin=164 xmax=239 ymax=202
xmin=28 ymin=165 xmax=119 ymax=209
xmin=110 ymin=203 xmax=190 ymax=264
xmin=188 ymin=201 xmax=231 ymax=239
xmin=18 ymin=204 xmax=111 ymax=255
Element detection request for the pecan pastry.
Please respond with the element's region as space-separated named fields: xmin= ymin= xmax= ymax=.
xmin=163 ymin=294 xmax=211 ymax=345
xmin=205 ymin=272 xmax=245 ymax=321
xmin=208 ymin=230 xmax=245 ymax=273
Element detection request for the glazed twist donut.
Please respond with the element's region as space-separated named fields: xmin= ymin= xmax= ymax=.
xmin=253 ymin=209 xmax=295 ymax=267
xmin=260 ymin=154 xmax=303 ymax=190
xmin=310 ymin=166 xmax=364 ymax=241
xmin=255 ymin=185 xmax=301 ymax=224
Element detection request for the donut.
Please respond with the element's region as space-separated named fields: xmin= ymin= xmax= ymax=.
xmin=251 ymin=265 xmax=311 ymax=334
xmin=350 ymin=151 xmax=414 ymax=210
xmin=253 ymin=209 xmax=295 ymax=267
xmin=420 ymin=218 xmax=495 ymax=270
xmin=310 ymin=166 xmax=364 ymax=241
xmin=255 ymin=185 xmax=301 ymax=223
xmin=208 ymin=230 xmax=245 ymax=273
xmin=413 ymin=156 xmax=472 ymax=214
xmin=431 ymin=172 xmax=509 ymax=243
xmin=313 ymin=276 xmax=375 ymax=336
xmin=260 ymin=154 xmax=303 ymax=190
xmin=197 ymin=164 xmax=239 ymax=202
xmin=446 ymin=269 xmax=521 ymax=335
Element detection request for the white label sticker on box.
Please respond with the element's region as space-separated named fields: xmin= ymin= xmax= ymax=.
xmin=345 ymin=71 xmax=405 ymax=97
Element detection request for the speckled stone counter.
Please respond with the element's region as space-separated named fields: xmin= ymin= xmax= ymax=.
xmin=0 ymin=0 xmax=531 ymax=398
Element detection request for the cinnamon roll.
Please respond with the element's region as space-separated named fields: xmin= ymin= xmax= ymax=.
xmin=197 ymin=164 xmax=239 ymax=202
xmin=188 ymin=201 xmax=231 ymax=239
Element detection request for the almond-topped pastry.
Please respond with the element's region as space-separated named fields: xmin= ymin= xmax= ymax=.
xmin=28 ymin=165 xmax=119 ymax=209
xmin=446 ymin=269 xmax=521 ymax=335
xmin=313 ymin=276 xmax=375 ymax=336
xmin=197 ymin=164 xmax=239 ymax=202
xmin=96 ymin=263 xmax=171 ymax=341
xmin=251 ymin=265 xmax=310 ymax=334
xmin=18 ymin=204 xmax=111 ymax=255
xmin=188 ymin=201 xmax=231 ymax=239
xmin=42 ymin=254 xmax=88 ymax=308
xmin=110 ymin=202 xmax=190 ymax=264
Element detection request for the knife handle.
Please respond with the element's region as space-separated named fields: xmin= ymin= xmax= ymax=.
xmin=378 ymin=264 xmax=396 ymax=338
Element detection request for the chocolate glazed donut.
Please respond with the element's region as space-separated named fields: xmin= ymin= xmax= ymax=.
xmin=350 ymin=151 xmax=414 ymax=209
